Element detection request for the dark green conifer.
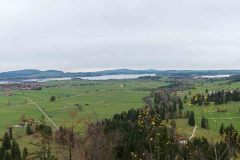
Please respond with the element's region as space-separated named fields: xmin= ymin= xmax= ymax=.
xmin=188 ymin=111 xmax=195 ymax=126
xmin=11 ymin=139 xmax=21 ymax=160
xmin=219 ymin=123 xmax=225 ymax=136
xmin=2 ymin=132 xmax=11 ymax=150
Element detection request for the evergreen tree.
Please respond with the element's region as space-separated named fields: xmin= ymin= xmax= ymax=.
xmin=26 ymin=124 xmax=33 ymax=135
xmin=184 ymin=95 xmax=188 ymax=103
xmin=0 ymin=147 xmax=5 ymax=160
xmin=201 ymin=117 xmax=206 ymax=128
xmin=2 ymin=132 xmax=11 ymax=150
xmin=201 ymin=117 xmax=209 ymax=129
xmin=11 ymin=139 xmax=21 ymax=160
xmin=188 ymin=111 xmax=195 ymax=126
xmin=219 ymin=123 xmax=225 ymax=136
xmin=205 ymin=89 xmax=208 ymax=93
xmin=178 ymin=98 xmax=183 ymax=110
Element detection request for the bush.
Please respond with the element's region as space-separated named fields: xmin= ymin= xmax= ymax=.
xmin=50 ymin=96 xmax=56 ymax=102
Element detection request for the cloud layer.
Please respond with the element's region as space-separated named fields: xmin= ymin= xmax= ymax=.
xmin=0 ymin=0 xmax=240 ymax=71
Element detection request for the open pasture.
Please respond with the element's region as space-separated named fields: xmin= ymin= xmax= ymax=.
xmin=0 ymin=79 xmax=164 ymax=135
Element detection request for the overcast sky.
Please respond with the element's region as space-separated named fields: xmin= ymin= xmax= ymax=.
xmin=1 ymin=0 xmax=240 ymax=72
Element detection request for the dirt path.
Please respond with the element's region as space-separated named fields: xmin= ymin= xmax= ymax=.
xmin=189 ymin=125 xmax=197 ymax=140
xmin=26 ymin=97 xmax=59 ymax=130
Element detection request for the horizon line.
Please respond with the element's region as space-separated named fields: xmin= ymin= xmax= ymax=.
xmin=1 ymin=68 xmax=240 ymax=73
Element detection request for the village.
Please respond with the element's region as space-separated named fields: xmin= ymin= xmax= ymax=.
xmin=0 ymin=82 xmax=42 ymax=91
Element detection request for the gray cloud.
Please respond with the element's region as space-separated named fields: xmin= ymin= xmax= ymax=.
xmin=0 ymin=0 xmax=240 ymax=71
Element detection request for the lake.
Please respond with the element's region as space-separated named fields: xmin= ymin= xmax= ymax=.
xmin=79 ymin=74 xmax=156 ymax=80
xmin=15 ymin=74 xmax=156 ymax=82
xmin=196 ymin=75 xmax=232 ymax=79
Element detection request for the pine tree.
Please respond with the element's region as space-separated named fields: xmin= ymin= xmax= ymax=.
xmin=2 ymin=132 xmax=11 ymax=150
xmin=11 ymin=139 xmax=21 ymax=160
xmin=188 ymin=111 xmax=195 ymax=126
xmin=184 ymin=95 xmax=188 ymax=103
xmin=219 ymin=123 xmax=225 ymax=135
xmin=201 ymin=117 xmax=209 ymax=129
xmin=178 ymin=98 xmax=183 ymax=110
xmin=0 ymin=147 xmax=5 ymax=160
xmin=205 ymin=89 xmax=208 ymax=93
xmin=26 ymin=124 xmax=33 ymax=135
xmin=201 ymin=117 xmax=206 ymax=128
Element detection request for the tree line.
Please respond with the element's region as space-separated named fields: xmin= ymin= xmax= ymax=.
xmin=189 ymin=89 xmax=240 ymax=106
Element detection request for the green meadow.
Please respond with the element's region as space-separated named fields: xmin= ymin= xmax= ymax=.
xmin=0 ymin=79 xmax=164 ymax=136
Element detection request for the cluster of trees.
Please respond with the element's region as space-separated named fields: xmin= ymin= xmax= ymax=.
xmin=84 ymin=107 xmax=182 ymax=159
xmin=185 ymin=136 xmax=230 ymax=160
xmin=187 ymin=112 xmax=209 ymax=129
xmin=0 ymin=132 xmax=28 ymax=160
xmin=83 ymin=106 xmax=240 ymax=160
xmin=190 ymin=89 xmax=240 ymax=106
xmin=219 ymin=123 xmax=238 ymax=137
xmin=229 ymin=75 xmax=240 ymax=82
xmin=153 ymin=91 xmax=183 ymax=120
xmin=207 ymin=89 xmax=240 ymax=105
xmin=24 ymin=116 xmax=57 ymax=160
xmin=190 ymin=94 xmax=208 ymax=106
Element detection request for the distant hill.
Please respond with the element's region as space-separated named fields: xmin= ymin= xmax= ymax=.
xmin=0 ymin=69 xmax=239 ymax=80
xmin=0 ymin=69 xmax=65 ymax=80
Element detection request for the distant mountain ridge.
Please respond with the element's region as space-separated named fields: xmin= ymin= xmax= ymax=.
xmin=0 ymin=69 xmax=239 ymax=80
xmin=0 ymin=69 xmax=65 ymax=79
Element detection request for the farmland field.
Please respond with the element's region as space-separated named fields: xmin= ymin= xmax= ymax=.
xmin=0 ymin=79 xmax=165 ymax=136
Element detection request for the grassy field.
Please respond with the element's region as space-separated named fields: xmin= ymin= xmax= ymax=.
xmin=0 ymin=79 xmax=165 ymax=137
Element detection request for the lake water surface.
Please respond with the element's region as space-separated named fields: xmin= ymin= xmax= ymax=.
xmin=79 ymin=74 xmax=156 ymax=80
xmin=13 ymin=74 xmax=156 ymax=82
xmin=196 ymin=75 xmax=231 ymax=79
